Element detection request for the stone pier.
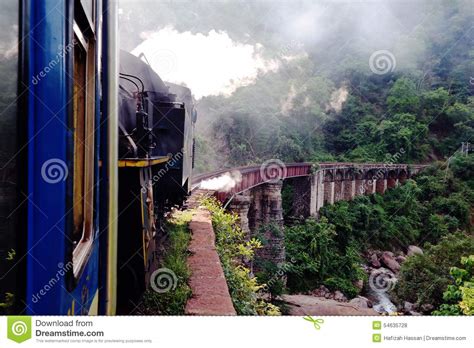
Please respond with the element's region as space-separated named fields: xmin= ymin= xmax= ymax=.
xmin=323 ymin=171 xmax=335 ymax=205
xmin=310 ymin=170 xmax=324 ymax=217
xmin=248 ymin=181 xmax=285 ymax=269
xmin=227 ymin=193 xmax=251 ymax=236
xmin=376 ymin=178 xmax=387 ymax=194
xmin=289 ymin=177 xmax=311 ymax=218
xmin=334 ymin=170 xmax=344 ymax=202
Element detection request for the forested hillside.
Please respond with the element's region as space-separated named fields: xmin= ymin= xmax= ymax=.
xmin=118 ymin=0 xmax=473 ymax=170
xmin=184 ymin=0 xmax=473 ymax=171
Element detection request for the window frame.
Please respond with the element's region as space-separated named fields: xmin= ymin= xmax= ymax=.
xmin=70 ymin=4 xmax=97 ymax=280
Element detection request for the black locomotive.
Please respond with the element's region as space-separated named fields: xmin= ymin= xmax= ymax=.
xmin=117 ymin=50 xmax=196 ymax=312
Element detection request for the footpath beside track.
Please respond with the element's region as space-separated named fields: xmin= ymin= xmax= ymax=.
xmin=185 ymin=191 xmax=236 ymax=315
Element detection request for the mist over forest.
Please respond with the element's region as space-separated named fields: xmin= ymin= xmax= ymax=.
xmin=119 ymin=0 xmax=472 ymax=172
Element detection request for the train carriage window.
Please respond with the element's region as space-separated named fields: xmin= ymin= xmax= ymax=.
xmin=71 ymin=12 xmax=96 ymax=279
xmin=0 ymin=0 xmax=19 ymax=311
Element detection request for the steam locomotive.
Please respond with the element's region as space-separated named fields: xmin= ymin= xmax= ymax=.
xmin=0 ymin=0 xmax=195 ymax=315
xmin=117 ymin=50 xmax=196 ymax=312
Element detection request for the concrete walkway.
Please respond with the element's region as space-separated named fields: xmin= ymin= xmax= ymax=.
xmin=185 ymin=208 xmax=236 ymax=315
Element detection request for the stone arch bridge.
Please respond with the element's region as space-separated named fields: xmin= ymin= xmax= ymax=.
xmin=191 ymin=162 xmax=426 ymax=267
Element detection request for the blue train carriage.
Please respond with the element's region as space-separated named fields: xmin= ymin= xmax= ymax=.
xmin=116 ymin=51 xmax=197 ymax=313
xmin=0 ymin=0 xmax=120 ymax=315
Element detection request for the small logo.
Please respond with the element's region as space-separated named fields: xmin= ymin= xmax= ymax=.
xmin=7 ymin=316 xmax=32 ymax=343
xmin=150 ymin=48 xmax=178 ymax=75
xmin=373 ymin=333 xmax=382 ymax=343
xmin=150 ymin=267 xmax=178 ymax=293
xmin=372 ymin=321 xmax=382 ymax=330
xmin=41 ymin=158 xmax=68 ymax=184
xmin=369 ymin=269 xmax=397 ymax=293
xmin=369 ymin=50 xmax=396 ymax=75
xmin=303 ymin=316 xmax=324 ymax=330
xmin=260 ymin=159 xmax=287 ymax=183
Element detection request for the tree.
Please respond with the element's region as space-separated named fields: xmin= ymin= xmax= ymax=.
xmin=433 ymin=255 xmax=474 ymax=316
xmin=394 ymin=233 xmax=474 ymax=311
xmin=387 ymin=78 xmax=420 ymax=115
xmin=285 ymin=217 xmax=364 ymax=297
xmin=378 ymin=113 xmax=428 ymax=161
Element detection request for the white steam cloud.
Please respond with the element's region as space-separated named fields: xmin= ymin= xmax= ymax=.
xmin=132 ymin=27 xmax=278 ymax=99
xmin=199 ymin=171 xmax=242 ymax=192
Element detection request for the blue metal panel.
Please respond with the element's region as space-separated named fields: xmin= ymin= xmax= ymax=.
xmin=25 ymin=0 xmax=100 ymax=315
xmin=26 ymin=0 xmax=69 ymax=314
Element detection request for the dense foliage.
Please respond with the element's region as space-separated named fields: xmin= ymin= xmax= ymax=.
xmin=319 ymin=158 xmax=473 ymax=251
xmin=285 ymin=217 xmax=365 ymax=298
xmin=433 ymin=255 xmax=474 ymax=315
xmin=138 ymin=211 xmax=192 ymax=315
xmin=284 ymin=156 xmax=473 ymax=311
xmin=203 ymin=198 xmax=280 ymax=315
xmin=394 ymin=234 xmax=474 ymax=310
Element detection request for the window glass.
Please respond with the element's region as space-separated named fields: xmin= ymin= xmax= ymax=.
xmin=73 ymin=35 xmax=87 ymax=242
xmin=0 ymin=0 xmax=19 ymax=313
xmin=71 ymin=18 xmax=96 ymax=279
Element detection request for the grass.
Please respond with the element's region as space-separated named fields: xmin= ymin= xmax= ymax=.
xmin=137 ymin=210 xmax=193 ymax=315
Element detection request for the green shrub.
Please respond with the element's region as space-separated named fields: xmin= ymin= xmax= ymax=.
xmin=285 ymin=217 xmax=364 ymax=296
xmin=281 ymin=182 xmax=294 ymax=219
xmin=324 ymin=277 xmax=359 ymax=298
xmin=394 ymin=233 xmax=474 ymax=311
xmin=202 ymin=198 xmax=280 ymax=315
xmin=254 ymin=261 xmax=286 ymax=297
xmin=433 ymin=255 xmax=474 ymax=315
xmin=138 ymin=211 xmax=192 ymax=315
xmin=430 ymin=195 xmax=470 ymax=225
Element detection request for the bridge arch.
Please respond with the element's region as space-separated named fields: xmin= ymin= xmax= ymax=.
xmin=354 ymin=168 xmax=364 ymax=180
xmin=344 ymin=168 xmax=355 ymax=181
xmin=398 ymin=169 xmax=408 ymax=183
xmin=324 ymin=170 xmax=334 ymax=182
xmin=365 ymin=169 xmax=377 ymax=181
xmin=387 ymin=170 xmax=398 ymax=188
